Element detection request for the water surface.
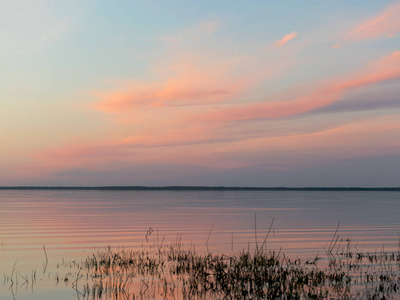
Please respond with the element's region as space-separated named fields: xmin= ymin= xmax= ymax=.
xmin=0 ymin=190 xmax=399 ymax=299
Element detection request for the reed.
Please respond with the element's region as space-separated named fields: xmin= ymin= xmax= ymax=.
xmin=2 ymin=228 xmax=400 ymax=299
xmin=66 ymin=233 xmax=400 ymax=300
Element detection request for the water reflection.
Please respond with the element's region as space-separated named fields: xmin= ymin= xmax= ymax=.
xmin=0 ymin=190 xmax=399 ymax=299
xmin=1 ymin=191 xmax=399 ymax=253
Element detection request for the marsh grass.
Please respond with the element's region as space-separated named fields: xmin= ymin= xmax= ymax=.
xmin=3 ymin=229 xmax=400 ymax=300
xmin=65 ymin=231 xmax=400 ymax=300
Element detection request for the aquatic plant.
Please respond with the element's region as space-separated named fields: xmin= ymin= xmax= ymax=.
xmin=67 ymin=233 xmax=400 ymax=300
xmin=3 ymin=228 xmax=400 ymax=299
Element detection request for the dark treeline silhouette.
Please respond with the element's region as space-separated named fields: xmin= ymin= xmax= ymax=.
xmin=0 ymin=186 xmax=399 ymax=191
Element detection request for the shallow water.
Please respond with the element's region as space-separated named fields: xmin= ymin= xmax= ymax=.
xmin=0 ymin=190 xmax=399 ymax=299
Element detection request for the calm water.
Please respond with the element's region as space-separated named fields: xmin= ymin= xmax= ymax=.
xmin=0 ymin=190 xmax=399 ymax=299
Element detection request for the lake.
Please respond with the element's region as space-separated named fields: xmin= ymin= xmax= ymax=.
xmin=0 ymin=190 xmax=399 ymax=299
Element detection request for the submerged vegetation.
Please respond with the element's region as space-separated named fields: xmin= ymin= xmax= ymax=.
xmin=61 ymin=231 xmax=400 ymax=300
xmin=3 ymin=228 xmax=400 ymax=299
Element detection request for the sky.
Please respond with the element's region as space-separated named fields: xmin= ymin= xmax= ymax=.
xmin=1 ymin=0 xmax=400 ymax=187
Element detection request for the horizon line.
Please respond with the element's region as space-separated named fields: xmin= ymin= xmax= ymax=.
xmin=0 ymin=186 xmax=399 ymax=191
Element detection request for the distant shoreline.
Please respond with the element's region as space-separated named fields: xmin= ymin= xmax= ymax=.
xmin=0 ymin=186 xmax=399 ymax=191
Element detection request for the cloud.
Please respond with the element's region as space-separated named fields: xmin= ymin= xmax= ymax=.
xmin=313 ymin=95 xmax=400 ymax=114
xmin=36 ymin=99 xmax=400 ymax=187
xmin=194 ymin=51 xmax=400 ymax=123
xmin=216 ymin=116 xmax=400 ymax=171
xmin=45 ymin=51 xmax=400 ymax=171
xmin=275 ymin=31 xmax=297 ymax=47
xmin=93 ymin=64 xmax=248 ymax=112
xmin=40 ymin=112 xmax=400 ymax=166
xmin=92 ymin=20 xmax=296 ymax=115
xmin=92 ymin=20 xmax=256 ymax=113
xmin=345 ymin=2 xmax=400 ymax=41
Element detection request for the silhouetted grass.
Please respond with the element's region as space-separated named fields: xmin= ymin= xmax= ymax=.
xmin=65 ymin=234 xmax=400 ymax=300
xmin=3 ymin=230 xmax=400 ymax=299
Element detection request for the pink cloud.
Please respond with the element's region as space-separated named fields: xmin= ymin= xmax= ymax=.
xmin=36 ymin=107 xmax=400 ymax=178
xmin=275 ymin=31 xmax=297 ymax=47
xmin=92 ymin=39 xmax=295 ymax=116
xmin=336 ymin=51 xmax=400 ymax=90
xmin=39 ymin=46 xmax=400 ymax=175
xmin=93 ymin=56 xmax=249 ymax=113
xmin=119 ymin=127 xmax=220 ymax=147
xmin=214 ymin=116 xmax=400 ymax=169
xmin=345 ymin=2 xmax=400 ymax=41
xmin=38 ymin=135 xmax=237 ymax=171
xmin=50 ymin=51 xmax=400 ymax=170
xmin=194 ymin=51 xmax=400 ymax=123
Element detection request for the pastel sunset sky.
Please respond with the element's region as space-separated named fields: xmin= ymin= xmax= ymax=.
xmin=1 ymin=1 xmax=400 ymax=186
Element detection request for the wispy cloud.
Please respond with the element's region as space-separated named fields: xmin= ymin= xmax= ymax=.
xmin=275 ymin=31 xmax=297 ymax=47
xmin=92 ymin=20 xmax=296 ymax=116
xmin=92 ymin=20 xmax=254 ymax=113
xmin=93 ymin=61 xmax=248 ymax=112
xmin=345 ymin=2 xmax=400 ymax=41
xmin=314 ymin=96 xmax=400 ymax=114
xmin=38 ymin=115 xmax=400 ymax=180
xmin=48 ymin=47 xmax=400 ymax=170
xmin=194 ymin=51 xmax=400 ymax=122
